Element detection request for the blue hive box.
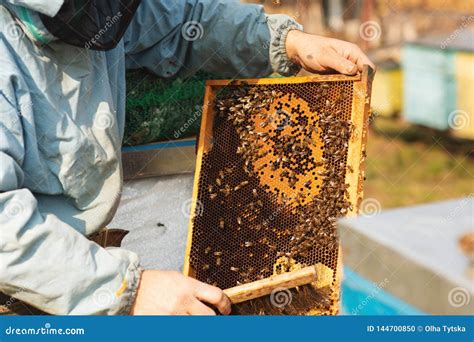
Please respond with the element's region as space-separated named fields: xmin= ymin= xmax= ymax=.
xmin=402 ymin=30 xmax=473 ymax=131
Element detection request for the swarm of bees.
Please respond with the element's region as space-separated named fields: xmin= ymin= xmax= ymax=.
xmin=191 ymin=81 xmax=355 ymax=289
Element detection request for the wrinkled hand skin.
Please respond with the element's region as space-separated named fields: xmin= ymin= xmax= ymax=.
xmin=286 ymin=30 xmax=376 ymax=75
xmin=131 ymin=270 xmax=231 ymax=315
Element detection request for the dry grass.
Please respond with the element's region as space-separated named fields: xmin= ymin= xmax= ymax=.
xmin=364 ymin=117 xmax=474 ymax=209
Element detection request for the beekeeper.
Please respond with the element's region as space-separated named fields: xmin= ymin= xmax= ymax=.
xmin=0 ymin=0 xmax=374 ymax=315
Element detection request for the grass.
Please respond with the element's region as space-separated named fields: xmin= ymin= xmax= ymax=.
xmin=364 ymin=116 xmax=474 ymax=209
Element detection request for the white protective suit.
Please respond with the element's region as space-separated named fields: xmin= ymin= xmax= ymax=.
xmin=0 ymin=0 xmax=301 ymax=314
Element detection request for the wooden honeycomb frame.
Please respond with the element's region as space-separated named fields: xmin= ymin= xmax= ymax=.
xmin=184 ymin=66 xmax=374 ymax=314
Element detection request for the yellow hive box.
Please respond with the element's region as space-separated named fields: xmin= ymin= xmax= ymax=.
xmin=452 ymin=52 xmax=474 ymax=140
xmin=371 ymin=62 xmax=402 ymax=117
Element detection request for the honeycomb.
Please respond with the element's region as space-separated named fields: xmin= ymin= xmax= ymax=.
xmin=184 ymin=69 xmax=373 ymax=315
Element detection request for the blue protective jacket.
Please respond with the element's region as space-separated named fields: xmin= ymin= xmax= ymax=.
xmin=0 ymin=0 xmax=301 ymax=314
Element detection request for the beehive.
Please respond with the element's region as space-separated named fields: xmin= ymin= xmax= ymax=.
xmin=452 ymin=52 xmax=474 ymax=140
xmin=184 ymin=66 xmax=374 ymax=315
xmin=371 ymin=61 xmax=402 ymax=117
xmin=402 ymin=43 xmax=456 ymax=130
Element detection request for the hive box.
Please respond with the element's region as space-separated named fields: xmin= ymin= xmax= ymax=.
xmin=338 ymin=198 xmax=474 ymax=315
xmin=402 ymin=30 xmax=473 ymax=133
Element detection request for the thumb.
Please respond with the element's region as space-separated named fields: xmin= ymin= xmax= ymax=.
xmin=320 ymin=49 xmax=358 ymax=75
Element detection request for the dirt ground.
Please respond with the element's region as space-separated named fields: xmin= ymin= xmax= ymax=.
xmin=364 ymin=116 xmax=474 ymax=209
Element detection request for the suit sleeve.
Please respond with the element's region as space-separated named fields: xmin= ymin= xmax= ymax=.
xmin=124 ymin=0 xmax=302 ymax=78
xmin=0 ymin=46 xmax=141 ymax=315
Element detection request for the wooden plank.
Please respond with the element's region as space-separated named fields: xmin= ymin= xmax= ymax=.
xmin=223 ymin=263 xmax=333 ymax=304
xmin=206 ymin=73 xmax=362 ymax=87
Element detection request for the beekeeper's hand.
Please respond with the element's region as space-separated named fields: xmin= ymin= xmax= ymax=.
xmin=285 ymin=31 xmax=376 ymax=75
xmin=131 ymin=270 xmax=231 ymax=315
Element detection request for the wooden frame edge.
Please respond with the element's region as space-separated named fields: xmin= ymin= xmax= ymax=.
xmin=345 ymin=65 xmax=374 ymax=216
xmin=183 ymin=85 xmax=216 ymax=277
xmin=206 ymin=73 xmax=362 ymax=87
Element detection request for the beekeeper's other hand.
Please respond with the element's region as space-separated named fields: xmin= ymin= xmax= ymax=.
xmin=285 ymin=30 xmax=376 ymax=75
xmin=131 ymin=270 xmax=231 ymax=315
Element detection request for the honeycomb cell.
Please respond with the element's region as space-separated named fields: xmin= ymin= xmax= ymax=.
xmin=186 ymin=77 xmax=370 ymax=315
